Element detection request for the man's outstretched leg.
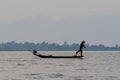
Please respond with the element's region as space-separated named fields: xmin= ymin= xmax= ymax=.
xmin=76 ymin=50 xmax=80 ymax=56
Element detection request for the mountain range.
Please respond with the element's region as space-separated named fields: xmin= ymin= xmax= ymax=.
xmin=0 ymin=15 xmax=120 ymax=45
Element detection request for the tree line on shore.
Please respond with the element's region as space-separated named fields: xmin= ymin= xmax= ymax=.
xmin=0 ymin=41 xmax=120 ymax=51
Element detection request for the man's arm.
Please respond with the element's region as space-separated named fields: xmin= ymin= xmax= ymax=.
xmin=83 ymin=44 xmax=85 ymax=48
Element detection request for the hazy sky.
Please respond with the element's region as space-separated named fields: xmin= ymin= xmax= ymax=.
xmin=0 ymin=0 xmax=120 ymax=46
xmin=0 ymin=0 xmax=120 ymax=21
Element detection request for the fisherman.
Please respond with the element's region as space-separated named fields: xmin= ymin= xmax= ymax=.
xmin=76 ymin=40 xmax=85 ymax=57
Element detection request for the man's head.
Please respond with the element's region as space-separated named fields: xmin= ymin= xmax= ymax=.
xmin=82 ymin=40 xmax=85 ymax=43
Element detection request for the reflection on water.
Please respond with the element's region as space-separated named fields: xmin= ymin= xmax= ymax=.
xmin=0 ymin=51 xmax=120 ymax=80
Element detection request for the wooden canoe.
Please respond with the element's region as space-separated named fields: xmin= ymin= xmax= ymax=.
xmin=33 ymin=53 xmax=84 ymax=58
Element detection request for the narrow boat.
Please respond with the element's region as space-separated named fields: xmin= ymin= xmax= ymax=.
xmin=33 ymin=51 xmax=84 ymax=58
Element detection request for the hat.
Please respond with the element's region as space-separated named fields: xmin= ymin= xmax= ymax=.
xmin=82 ymin=40 xmax=85 ymax=43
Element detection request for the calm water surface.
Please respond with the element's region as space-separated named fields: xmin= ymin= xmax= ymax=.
xmin=0 ymin=51 xmax=120 ymax=80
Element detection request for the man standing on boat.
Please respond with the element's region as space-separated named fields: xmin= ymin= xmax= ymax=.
xmin=76 ymin=40 xmax=85 ymax=57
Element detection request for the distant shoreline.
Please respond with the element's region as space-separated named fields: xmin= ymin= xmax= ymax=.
xmin=0 ymin=50 xmax=120 ymax=51
xmin=0 ymin=41 xmax=120 ymax=51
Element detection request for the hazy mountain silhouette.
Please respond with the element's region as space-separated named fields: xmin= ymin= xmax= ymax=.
xmin=3 ymin=15 xmax=120 ymax=29
xmin=0 ymin=15 xmax=120 ymax=44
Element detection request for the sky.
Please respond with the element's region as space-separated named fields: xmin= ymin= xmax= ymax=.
xmin=0 ymin=0 xmax=120 ymax=46
xmin=0 ymin=0 xmax=120 ymax=21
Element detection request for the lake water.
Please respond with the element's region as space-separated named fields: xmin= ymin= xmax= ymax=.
xmin=0 ymin=51 xmax=120 ymax=80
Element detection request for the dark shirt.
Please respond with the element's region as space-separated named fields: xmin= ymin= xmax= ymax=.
xmin=80 ymin=42 xmax=85 ymax=50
